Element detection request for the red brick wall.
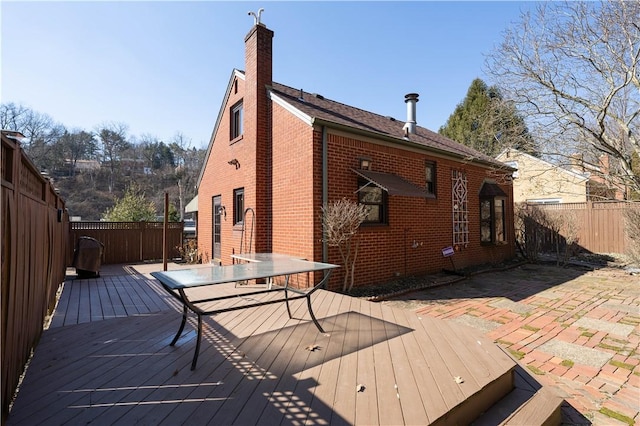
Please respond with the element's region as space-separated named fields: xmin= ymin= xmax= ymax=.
xmin=315 ymin=131 xmax=515 ymax=290
xmin=271 ymin=103 xmax=316 ymax=260
xmin=197 ymin=74 xmax=251 ymax=264
xmin=244 ymin=25 xmax=274 ymax=253
xmin=198 ymin=23 xmax=515 ymax=289
xmin=198 ymin=24 xmax=274 ymax=264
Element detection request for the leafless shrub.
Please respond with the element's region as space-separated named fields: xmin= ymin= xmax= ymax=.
xmin=322 ymin=198 xmax=368 ymax=293
xmin=544 ymin=210 xmax=580 ymax=265
xmin=519 ymin=204 xmax=580 ymax=265
xmin=624 ymin=208 xmax=640 ymax=264
xmin=177 ymin=239 xmax=200 ymax=264
xmin=517 ymin=204 xmax=544 ymax=262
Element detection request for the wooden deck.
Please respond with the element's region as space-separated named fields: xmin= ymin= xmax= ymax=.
xmin=7 ymin=264 xmax=540 ymax=425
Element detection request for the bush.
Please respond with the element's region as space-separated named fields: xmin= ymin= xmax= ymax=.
xmin=624 ymin=208 xmax=640 ymax=264
xmin=177 ymin=239 xmax=200 ymax=264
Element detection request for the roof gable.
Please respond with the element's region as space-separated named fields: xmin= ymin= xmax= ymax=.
xmin=197 ymin=69 xmax=245 ymax=187
xmin=496 ymin=148 xmax=589 ymax=182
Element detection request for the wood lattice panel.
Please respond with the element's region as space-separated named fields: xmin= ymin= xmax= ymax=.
xmin=452 ymin=169 xmax=469 ymax=248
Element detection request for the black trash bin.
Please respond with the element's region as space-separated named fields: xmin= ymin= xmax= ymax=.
xmin=72 ymin=236 xmax=105 ymax=278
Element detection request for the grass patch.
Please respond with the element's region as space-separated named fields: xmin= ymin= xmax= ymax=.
xmin=560 ymin=359 xmax=574 ymax=368
xmin=581 ymin=331 xmax=595 ymax=338
xmin=496 ymin=339 xmax=514 ymax=346
xmin=521 ymin=324 xmax=540 ymax=332
xmin=598 ymin=343 xmax=625 ymax=352
xmin=607 ymin=337 xmax=628 ymax=345
xmin=526 ymin=365 xmax=545 ymax=375
xmin=599 ymin=407 xmax=635 ymax=426
xmin=508 ymin=349 xmax=526 ymax=360
xmin=610 ymin=360 xmax=635 ymax=371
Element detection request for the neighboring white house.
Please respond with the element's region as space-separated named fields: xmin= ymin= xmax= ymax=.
xmin=496 ymin=148 xmax=590 ymax=204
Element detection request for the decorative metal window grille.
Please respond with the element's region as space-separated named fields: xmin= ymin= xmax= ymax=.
xmin=452 ymin=169 xmax=469 ymax=248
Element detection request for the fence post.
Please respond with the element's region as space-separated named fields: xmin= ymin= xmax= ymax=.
xmin=163 ymin=192 xmax=168 ymax=271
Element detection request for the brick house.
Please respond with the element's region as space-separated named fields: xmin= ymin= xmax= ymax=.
xmin=196 ymin=21 xmax=515 ymax=290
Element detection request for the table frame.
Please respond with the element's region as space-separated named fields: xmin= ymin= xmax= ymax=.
xmin=151 ymin=258 xmax=338 ymax=370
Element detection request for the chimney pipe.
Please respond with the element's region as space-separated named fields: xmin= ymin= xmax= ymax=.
xmin=403 ymin=93 xmax=419 ymax=135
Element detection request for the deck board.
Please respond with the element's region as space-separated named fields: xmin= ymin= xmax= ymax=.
xmin=8 ymin=265 xmax=519 ymax=426
xmin=388 ymin=307 xmax=447 ymax=424
xmin=369 ymin=299 xmax=405 ymax=425
xmin=258 ymin=288 xmax=340 ymax=426
xmin=353 ymin=298 xmax=379 ymax=426
xmin=307 ymin=290 xmax=353 ymax=425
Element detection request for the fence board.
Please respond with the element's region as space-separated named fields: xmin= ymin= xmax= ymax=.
xmin=68 ymin=221 xmax=183 ymax=265
xmin=1 ymin=131 xmax=68 ymax=422
xmin=523 ymin=201 xmax=639 ymax=255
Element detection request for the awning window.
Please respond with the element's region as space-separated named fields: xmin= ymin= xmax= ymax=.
xmin=352 ymin=169 xmax=430 ymax=198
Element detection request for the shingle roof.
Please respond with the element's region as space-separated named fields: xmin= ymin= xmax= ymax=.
xmin=270 ymin=82 xmax=505 ymax=168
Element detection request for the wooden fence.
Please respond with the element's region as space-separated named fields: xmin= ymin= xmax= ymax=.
xmin=68 ymin=221 xmax=183 ymax=265
xmin=521 ymin=201 xmax=640 ymax=256
xmin=1 ymin=131 xmax=69 ymax=421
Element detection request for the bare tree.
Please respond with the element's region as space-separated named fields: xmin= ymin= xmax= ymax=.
xmin=486 ymin=1 xmax=640 ymax=197
xmin=58 ymin=130 xmax=98 ymax=176
xmin=170 ymin=132 xmax=203 ymax=220
xmin=0 ymin=102 xmax=65 ymax=170
xmin=96 ymin=122 xmax=130 ymax=193
xmin=322 ymin=199 xmax=368 ymax=293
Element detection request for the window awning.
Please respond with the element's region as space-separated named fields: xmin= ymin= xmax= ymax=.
xmin=479 ymin=182 xmax=507 ymax=198
xmin=352 ymin=169 xmax=430 ymax=198
xmin=185 ymin=195 xmax=198 ymax=213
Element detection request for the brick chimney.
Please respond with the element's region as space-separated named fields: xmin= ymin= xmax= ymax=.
xmin=244 ymin=20 xmax=274 ymax=252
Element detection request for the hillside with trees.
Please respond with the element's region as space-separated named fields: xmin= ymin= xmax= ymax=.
xmin=1 ymin=103 xmax=206 ymax=220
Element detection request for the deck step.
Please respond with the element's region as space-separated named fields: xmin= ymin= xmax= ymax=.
xmin=424 ymin=319 xmax=518 ymax=425
xmin=500 ymin=386 xmax=563 ymax=426
xmin=472 ymin=369 xmax=563 ymax=426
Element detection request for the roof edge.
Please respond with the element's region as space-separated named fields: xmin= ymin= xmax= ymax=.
xmin=196 ymin=69 xmax=246 ymax=188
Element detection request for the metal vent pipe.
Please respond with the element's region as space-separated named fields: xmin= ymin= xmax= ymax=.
xmin=404 ymin=93 xmax=419 ymax=135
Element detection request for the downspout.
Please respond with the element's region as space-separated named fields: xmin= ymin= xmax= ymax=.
xmin=322 ymin=125 xmax=328 ymax=263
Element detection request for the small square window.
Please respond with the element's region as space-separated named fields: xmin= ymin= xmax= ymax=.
xmin=231 ymin=102 xmax=243 ymax=140
xmin=233 ymin=188 xmax=244 ymax=225
xmin=425 ymin=161 xmax=436 ymax=196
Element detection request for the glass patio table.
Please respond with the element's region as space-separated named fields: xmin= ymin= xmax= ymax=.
xmin=151 ymin=257 xmax=338 ymax=370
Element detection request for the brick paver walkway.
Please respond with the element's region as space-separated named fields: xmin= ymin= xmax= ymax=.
xmin=383 ymin=264 xmax=640 ymax=425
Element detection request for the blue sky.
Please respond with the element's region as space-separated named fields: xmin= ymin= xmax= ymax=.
xmin=2 ymin=1 xmax=533 ymax=149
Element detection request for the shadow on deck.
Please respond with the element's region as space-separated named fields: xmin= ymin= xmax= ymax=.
xmin=7 ymin=263 xmax=564 ymax=425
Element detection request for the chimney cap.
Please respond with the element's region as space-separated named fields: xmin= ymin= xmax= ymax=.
xmin=405 ymin=93 xmax=419 ymax=103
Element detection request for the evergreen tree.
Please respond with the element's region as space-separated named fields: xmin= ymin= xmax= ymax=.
xmin=439 ymin=78 xmax=538 ymax=157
